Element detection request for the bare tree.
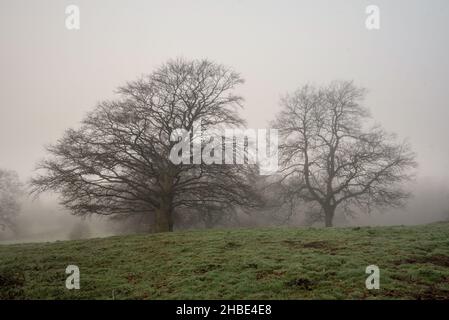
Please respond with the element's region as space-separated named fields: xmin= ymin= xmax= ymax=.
xmin=273 ymin=81 xmax=417 ymax=227
xmin=0 ymin=169 xmax=22 ymax=233
xmin=31 ymin=58 xmax=259 ymax=232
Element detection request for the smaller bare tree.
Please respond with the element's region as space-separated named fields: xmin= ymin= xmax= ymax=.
xmin=273 ymin=81 xmax=417 ymax=227
xmin=0 ymin=169 xmax=22 ymax=233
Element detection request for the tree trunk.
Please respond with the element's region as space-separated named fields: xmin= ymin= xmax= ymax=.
xmin=154 ymin=173 xmax=175 ymax=233
xmin=324 ymin=206 xmax=335 ymax=227
xmin=154 ymin=196 xmax=173 ymax=233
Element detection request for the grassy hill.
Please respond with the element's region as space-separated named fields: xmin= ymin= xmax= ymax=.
xmin=1 ymin=222 xmax=449 ymax=300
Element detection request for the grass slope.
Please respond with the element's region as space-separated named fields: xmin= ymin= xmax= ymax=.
xmin=1 ymin=222 xmax=449 ymax=299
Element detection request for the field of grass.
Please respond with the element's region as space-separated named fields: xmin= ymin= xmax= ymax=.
xmin=1 ymin=222 xmax=449 ymax=299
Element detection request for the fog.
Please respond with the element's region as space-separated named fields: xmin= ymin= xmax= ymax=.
xmin=1 ymin=0 xmax=449 ymax=242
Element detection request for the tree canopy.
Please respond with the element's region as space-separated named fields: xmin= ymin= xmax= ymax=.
xmin=273 ymin=81 xmax=417 ymax=226
xmin=32 ymin=59 xmax=259 ymax=232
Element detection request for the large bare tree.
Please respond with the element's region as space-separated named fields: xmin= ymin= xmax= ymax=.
xmin=31 ymin=58 xmax=259 ymax=232
xmin=273 ymin=81 xmax=417 ymax=227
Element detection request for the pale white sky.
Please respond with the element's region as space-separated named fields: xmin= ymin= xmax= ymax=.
xmin=1 ymin=0 xmax=449 ymax=183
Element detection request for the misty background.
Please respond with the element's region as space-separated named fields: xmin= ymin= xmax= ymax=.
xmin=1 ymin=0 xmax=449 ymax=242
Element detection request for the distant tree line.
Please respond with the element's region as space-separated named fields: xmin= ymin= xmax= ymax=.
xmin=0 ymin=169 xmax=21 ymax=235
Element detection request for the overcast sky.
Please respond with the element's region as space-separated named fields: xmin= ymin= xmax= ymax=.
xmin=1 ymin=0 xmax=449 ymax=184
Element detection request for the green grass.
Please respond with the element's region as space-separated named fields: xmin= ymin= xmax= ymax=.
xmin=1 ymin=222 xmax=449 ymax=299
